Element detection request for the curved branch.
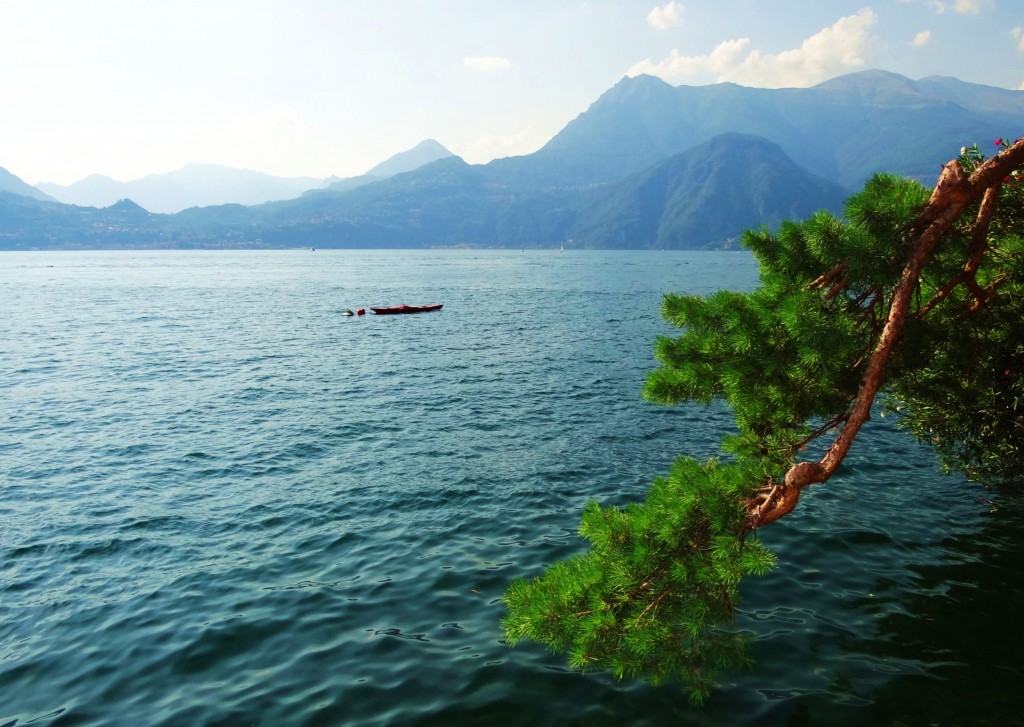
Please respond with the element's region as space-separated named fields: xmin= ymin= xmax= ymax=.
xmin=745 ymin=137 xmax=1024 ymax=531
xmin=917 ymin=184 xmax=1001 ymax=318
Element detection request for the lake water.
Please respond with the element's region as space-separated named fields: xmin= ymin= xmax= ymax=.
xmin=1 ymin=250 xmax=1021 ymax=726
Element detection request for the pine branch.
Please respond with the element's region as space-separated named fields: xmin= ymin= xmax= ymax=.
xmin=504 ymin=137 xmax=1024 ymax=695
xmin=808 ymin=261 xmax=848 ymax=290
xmin=917 ymin=184 xmax=1001 ymax=317
xmin=745 ymin=137 xmax=1024 ymax=530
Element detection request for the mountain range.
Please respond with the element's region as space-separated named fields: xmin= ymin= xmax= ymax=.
xmin=35 ymin=165 xmax=326 ymax=214
xmin=1 ymin=70 xmax=1020 ymax=251
xmin=32 ymin=139 xmax=456 ymax=213
xmin=0 ymin=167 xmax=56 ymax=202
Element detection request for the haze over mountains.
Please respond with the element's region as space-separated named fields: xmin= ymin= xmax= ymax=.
xmin=36 ymin=166 xmax=326 ymax=214
xmin=34 ymin=139 xmax=457 ymax=213
xmin=2 ymin=70 xmax=1020 ymax=251
xmin=0 ymin=167 xmax=56 ymax=203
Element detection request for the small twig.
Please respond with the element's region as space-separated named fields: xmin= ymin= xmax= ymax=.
xmin=792 ymin=413 xmax=849 ymax=452
xmin=809 ymin=262 xmax=848 ymax=290
xmin=633 ymin=589 xmax=670 ymax=627
xmin=823 ymin=278 xmax=848 ymax=301
xmin=917 ymin=272 xmax=966 ymax=318
xmin=968 ymin=274 xmax=1010 ymax=314
xmin=851 ymin=287 xmax=878 ymax=307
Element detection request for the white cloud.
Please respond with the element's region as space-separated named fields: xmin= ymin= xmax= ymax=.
xmin=952 ymin=0 xmax=986 ymax=12
xmin=463 ymin=56 xmax=512 ymax=72
xmin=627 ymin=8 xmax=877 ymax=88
xmin=917 ymin=0 xmax=992 ymax=12
xmin=1013 ymin=27 xmax=1024 ymax=52
xmin=627 ymin=38 xmax=748 ymax=80
xmin=647 ymin=2 xmax=683 ymax=30
xmin=912 ymin=30 xmax=932 ymax=46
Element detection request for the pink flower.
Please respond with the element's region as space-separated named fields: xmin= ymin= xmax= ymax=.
xmin=995 ymin=138 xmax=1003 ymax=146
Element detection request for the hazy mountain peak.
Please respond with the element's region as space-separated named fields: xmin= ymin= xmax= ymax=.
xmin=107 ymin=197 xmax=147 ymax=210
xmin=78 ymin=173 xmax=121 ymax=183
xmin=36 ymin=164 xmax=328 ymax=213
xmin=1 ymin=167 xmax=57 ymax=202
xmin=812 ymin=69 xmax=939 ymax=105
xmin=918 ymin=74 xmax=1024 ymax=115
xmin=105 ymin=198 xmax=153 ymax=217
xmin=815 ymin=68 xmax=912 ymax=86
xmin=364 ymin=139 xmax=456 ymax=177
xmin=601 ymin=74 xmax=675 ymax=103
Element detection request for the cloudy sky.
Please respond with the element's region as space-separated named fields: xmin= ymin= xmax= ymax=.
xmin=1 ymin=0 xmax=1020 ymax=185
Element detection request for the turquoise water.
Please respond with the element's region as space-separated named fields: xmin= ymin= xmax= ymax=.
xmin=1 ymin=250 xmax=1021 ymax=726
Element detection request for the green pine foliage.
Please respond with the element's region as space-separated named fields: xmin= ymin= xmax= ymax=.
xmin=503 ymin=143 xmax=1024 ymax=698
xmin=885 ymin=144 xmax=1024 ymax=484
xmin=502 ymin=457 xmax=776 ymax=703
xmin=642 ymin=174 xmax=932 ymax=468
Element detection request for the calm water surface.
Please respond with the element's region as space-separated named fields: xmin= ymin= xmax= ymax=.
xmin=1 ymin=250 xmax=1021 ymax=726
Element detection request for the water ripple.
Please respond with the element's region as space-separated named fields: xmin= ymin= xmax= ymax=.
xmin=1 ymin=250 xmax=1019 ymax=727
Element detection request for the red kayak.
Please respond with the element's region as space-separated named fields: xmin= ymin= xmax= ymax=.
xmin=370 ymin=303 xmax=443 ymax=315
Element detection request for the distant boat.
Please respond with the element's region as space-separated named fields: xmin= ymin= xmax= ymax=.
xmin=370 ymin=303 xmax=443 ymax=315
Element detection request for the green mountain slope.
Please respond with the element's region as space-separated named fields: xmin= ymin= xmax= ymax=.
xmin=236 ymin=157 xmax=577 ymax=248
xmin=571 ymin=133 xmax=848 ymax=249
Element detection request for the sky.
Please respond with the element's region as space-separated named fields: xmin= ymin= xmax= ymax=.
xmin=1 ymin=0 xmax=1021 ymax=186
